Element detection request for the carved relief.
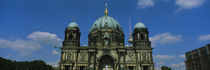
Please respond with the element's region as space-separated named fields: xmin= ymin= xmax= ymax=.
xmin=80 ymin=53 xmax=86 ymax=62
xmin=127 ymin=53 xmax=133 ymax=61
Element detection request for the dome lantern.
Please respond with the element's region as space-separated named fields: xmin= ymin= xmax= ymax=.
xmin=68 ymin=18 xmax=79 ymax=28
xmin=134 ymin=18 xmax=146 ymax=29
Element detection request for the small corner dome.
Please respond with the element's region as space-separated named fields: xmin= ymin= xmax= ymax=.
xmin=134 ymin=22 xmax=146 ymax=29
xmin=68 ymin=22 xmax=79 ymax=28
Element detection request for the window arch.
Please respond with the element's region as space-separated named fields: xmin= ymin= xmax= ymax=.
xmin=67 ymin=53 xmax=71 ymax=62
xmin=142 ymin=53 xmax=147 ymax=61
xmin=69 ymin=34 xmax=73 ymax=40
xmin=140 ymin=34 xmax=145 ymax=40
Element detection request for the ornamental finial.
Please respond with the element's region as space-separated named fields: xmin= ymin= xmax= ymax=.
xmin=73 ymin=17 xmax=75 ymax=22
xmin=138 ymin=18 xmax=140 ymax=22
xmin=104 ymin=2 xmax=109 ymax=16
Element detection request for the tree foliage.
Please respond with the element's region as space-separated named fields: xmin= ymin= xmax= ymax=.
xmin=0 ymin=57 xmax=52 ymax=70
xmin=161 ymin=66 xmax=172 ymax=70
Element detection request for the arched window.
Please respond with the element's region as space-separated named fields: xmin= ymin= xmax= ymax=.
xmin=141 ymin=34 xmax=145 ymax=40
xmin=142 ymin=54 xmax=146 ymax=61
xmin=81 ymin=55 xmax=85 ymax=61
xmin=69 ymin=34 xmax=73 ymax=40
xmin=67 ymin=53 xmax=71 ymax=62
xmin=73 ymin=33 xmax=76 ymax=39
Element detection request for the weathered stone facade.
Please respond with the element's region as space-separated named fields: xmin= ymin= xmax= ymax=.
xmin=59 ymin=4 xmax=154 ymax=70
xmin=185 ymin=44 xmax=210 ymax=70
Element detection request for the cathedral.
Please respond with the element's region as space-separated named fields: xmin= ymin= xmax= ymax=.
xmin=59 ymin=3 xmax=154 ymax=70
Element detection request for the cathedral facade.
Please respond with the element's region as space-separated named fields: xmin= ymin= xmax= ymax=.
xmin=59 ymin=4 xmax=154 ymax=70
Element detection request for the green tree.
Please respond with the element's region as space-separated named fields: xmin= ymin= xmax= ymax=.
xmin=0 ymin=57 xmax=52 ymax=70
xmin=161 ymin=66 xmax=172 ymax=70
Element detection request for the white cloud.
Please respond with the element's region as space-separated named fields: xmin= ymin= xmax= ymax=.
xmin=175 ymin=0 xmax=205 ymax=10
xmin=47 ymin=60 xmax=60 ymax=67
xmin=179 ymin=54 xmax=186 ymax=59
xmin=52 ymin=50 xmax=59 ymax=55
xmin=5 ymin=54 xmax=12 ymax=59
xmin=198 ymin=34 xmax=210 ymax=42
xmin=154 ymin=55 xmax=175 ymax=61
xmin=156 ymin=61 xmax=165 ymax=66
xmin=150 ymin=33 xmax=183 ymax=47
xmin=136 ymin=0 xmax=205 ymax=11
xmin=137 ymin=0 xmax=155 ymax=9
xmin=171 ymin=62 xmax=185 ymax=68
xmin=0 ymin=31 xmax=62 ymax=56
xmin=155 ymin=68 xmax=161 ymax=70
xmin=27 ymin=31 xmax=61 ymax=46
xmin=0 ymin=39 xmax=42 ymax=56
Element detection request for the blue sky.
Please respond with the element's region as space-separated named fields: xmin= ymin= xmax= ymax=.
xmin=0 ymin=0 xmax=210 ymax=70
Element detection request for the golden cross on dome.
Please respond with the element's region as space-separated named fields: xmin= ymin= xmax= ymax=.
xmin=104 ymin=2 xmax=109 ymax=16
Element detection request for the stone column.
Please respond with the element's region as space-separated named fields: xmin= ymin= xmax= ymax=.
xmin=96 ymin=63 xmax=99 ymax=70
xmin=135 ymin=52 xmax=139 ymax=70
xmin=150 ymin=52 xmax=153 ymax=63
xmin=94 ymin=52 xmax=96 ymax=70
xmin=123 ymin=53 xmax=126 ymax=70
xmin=73 ymin=52 xmax=78 ymax=70
xmin=88 ymin=52 xmax=91 ymax=70
xmin=118 ymin=54 xmax=121 ymax=70
xmin=141 ymin=66 xmax=143 ymax=70
xmin=113 ymin=64 xmax=116 ymax=70
xmin=65 ymin=52 xmax=67 ymax=61
xmin=61 ymin=65 xmax=63 ymax=70
xmin=152 ymin=64 xmax=154 ymax=70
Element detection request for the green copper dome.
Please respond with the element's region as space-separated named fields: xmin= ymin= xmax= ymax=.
xmin=90 ymin=3 xmax=123 ymax=32
xmin=134 ymin=22 xmax=146 ymax=29
xmin=90 ymin=16 xmax=123 ymax=32
xmin=68 ymin=22 xmax=79 ymax=28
